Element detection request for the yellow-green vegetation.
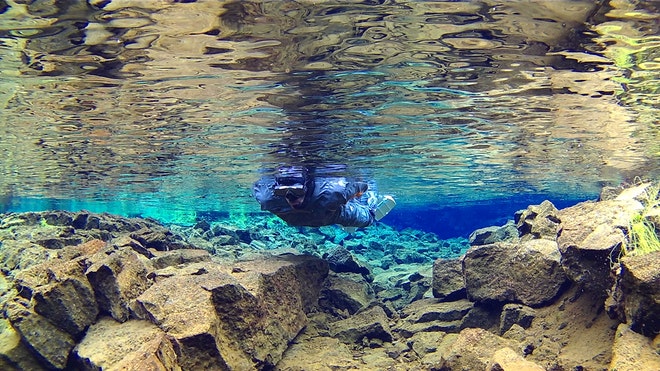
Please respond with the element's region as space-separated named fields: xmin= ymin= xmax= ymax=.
xmin=623 ymin=182 xmax=660 ymax=257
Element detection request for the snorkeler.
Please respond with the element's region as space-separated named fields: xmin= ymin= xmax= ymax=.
xmin=253 ymin=166 xmax=395 ymax=228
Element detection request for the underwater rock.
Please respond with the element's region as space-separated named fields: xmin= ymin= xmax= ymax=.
xmin=150 ymin=248 xmax=211 ymax=269
xmin=432 ymin=258 xmax=466 ymax=301
xmin=609 ymin=323 xmax=660 ymax=371
xmin=463 ymin=239 xmax=567 ymax=306
xmin=86 ymin=246 xmax=152 ymax=323
xmin=0 ymin=318 xmax=46 ymax=371
xmin=499 ymin=303 xmax=535 ymax=335
xmin=469 ymin=221 xmax=519 ymax=246
xmin=319 ymin=272 xmax=375 ymax=315
xmin=13 ymin=255 xmax=98 ymax=339
xmin=488 ymin=346 xmax=545 ymax=371
xmin=432 ymin=327 xmax=518 ymax=370
xmin=516 ymin=200 xmax=561 ymax=241
xmin=72 ymin=317 xmax=179 ymax=370
xmin=328 ymin=305 xmax=393 ymax=344
xmin=371 ymin=264 xmax=433 ymax=310
xmin=557 ymin=199 xmax=643 ymax=296
xmin=396 ymin=298 xmax=473 ymax=338
xmin=5 ymin=299 xmax=76 ymax=370
xmin=324 ymin=245 xmax=371 ymax=278
xmin=617 ymin=251 xmax=660 ymax=337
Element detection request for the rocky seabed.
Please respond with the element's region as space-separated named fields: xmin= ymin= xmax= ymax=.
xmin=0 ymin=184 xmax=658 ymax=370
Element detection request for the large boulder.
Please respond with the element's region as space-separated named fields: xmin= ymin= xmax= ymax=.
xmin=319 ymin=272 xmax=375 ymax=315
xmin=616 ymin=251 xmax=660 ymax=337
xmin=12 ymin=256 xmax=99 ymax=339
xmin=72 ymin=317 xmax=179 ymax=370
xmin=468 ymin=221 xmax=519 ymax=246
xmin=4 ymin=299 xmax=76 ymax=370
xmin=557 ymin=198 xmax=643 ymax=296
xmin=432 ymin=258 xmax=466 ymax=301
xmin=609 ymin=323 xmax=660 ymax=371
xmin=133 ymin=254 xmax=328 ymax=370
xmin=516 ymin=200 xmax=561 ymax=241
xmin=463 ymin=239 xmax=568 ymax=306
xmin=86 ymin=246 xmax=153 ymax=323
xmin=328 ymin=306 xmax=392 ymax=344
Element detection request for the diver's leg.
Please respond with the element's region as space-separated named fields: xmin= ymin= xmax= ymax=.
xmin=336 ymin=201 xmax=375 ymax=227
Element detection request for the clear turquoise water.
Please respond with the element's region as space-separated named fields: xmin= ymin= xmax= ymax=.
xmin=1 ymin=1 xmax=658 ymax=236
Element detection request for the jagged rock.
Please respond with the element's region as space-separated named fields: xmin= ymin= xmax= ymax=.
xmin=130 ymin=227 xmax=192 ymax=251
xmin=72 ymin=317 xmax=180 ymax=371
xmin=609 ymin=323 xmax=660 ymax=371
xmin=13 ymin=255 xmax=98 ymax=338
xmin=133 ymin=254 xmax=328 ymax=370
xmin=617 ymin=251 xmax=660 ymax=337
xmin=5 ymin=299 xmax=76 ymax=370
xmin=86 ymin=246 xmax=152 ymax=323
xmin=516 ymin=200 xmax=561 ymax=241
xmin=488 ymin=347 xmax=545 ymax=371
xmin=407 ymin=331 xmax=447 ymax=357
xmin=469 ymin=221 xmax=519 ymax=246
xmin=0 ymin=318 xmax=47 ymax=371
xmin=0 ymin=240 xmax=51 ymax=272
xmin=324 ymin=246 xmax=371 ymax=277
xmin=434 ymin=328 xmax=516 ymax=370
xmin=499 ymin=303 xmax=535 ymax=335
xmin=396 ymin=298 xmax=473 ymax=337
xmin=463 ymin=239 xmax=567 ymax=306
xmin=132 ymin=268 xmax=245 ymax=370
xmin=558 ymin=199 xmax=643 ymax=295
xmin=373 ymin=265 xmax=432 ymax=310
xmin=432 ymin=258 xmax=466 ymax=301
xmin=319 ymin=272 xmax=375 ymax=315
xmin=329 ymin=306 xmax=392 ymax=344
xmin=150 ymin=248 xmax=211 ymax=269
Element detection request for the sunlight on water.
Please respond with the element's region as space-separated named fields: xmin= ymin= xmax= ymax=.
xmin=0 ymin=0 xmax=658 ymax=221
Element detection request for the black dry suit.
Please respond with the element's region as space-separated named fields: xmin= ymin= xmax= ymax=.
xmin=253 ymin=176 xmax=374 ymax=228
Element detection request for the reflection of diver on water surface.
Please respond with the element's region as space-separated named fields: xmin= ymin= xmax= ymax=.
xmin=253 ymin=165 xmax=395 ymax=229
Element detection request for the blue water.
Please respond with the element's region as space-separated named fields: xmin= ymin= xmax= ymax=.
xmin=1 ymin=192 xmax=596 ymax=239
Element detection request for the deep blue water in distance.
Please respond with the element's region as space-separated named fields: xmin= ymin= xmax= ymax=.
xmin=386 ymin=195 xmax=596 ymax=239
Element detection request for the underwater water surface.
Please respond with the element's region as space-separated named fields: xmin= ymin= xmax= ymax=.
xmin=0 ymin=0 xmax=659 ymax=236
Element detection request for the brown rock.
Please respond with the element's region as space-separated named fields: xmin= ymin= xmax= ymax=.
xmin=396 ymin=298 xmax=473 ymax=337
xmin=319 ymin=272 xmax=375 ymax=315
xmin=72 ymin=317 xmax=180 ymax=371
xmin=557 ymin=199 xmax=643 ymax=295
xmin=329 ymin=306 xmax=392 ymax=344
xmin=432 ymin=258 xmax=466 ymax=301
xmin=0 ymin=318 xmax=47 ymax=371
xmin=609 ymin=323 xmax=660 ymax=371
xmin=86 ymin=247 xmax=152 ymax=323
xmin=151 ymin=249 xmax=211 ymax=269
xmin=618 ymin=251 xmax=660 ymax=337
xmin=5 ymin=299 xmax=76 ymax=370
xmin=463 ymin=239 xmax=567 ymax=306
xmin=516 ymin=200 xmax=561 ymax=241
xmin=133 ymin=269 xmax=238 ymax=370
xmin=436 ymin=328 xmax=515 ymax=370
xmin=488 ymin=347 xmax=545 ymax=371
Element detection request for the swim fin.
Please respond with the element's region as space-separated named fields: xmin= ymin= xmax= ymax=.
xmin=374 ymin=195 xmax=396 ymax=221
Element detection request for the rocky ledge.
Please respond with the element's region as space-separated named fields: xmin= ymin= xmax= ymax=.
xmin=0 ymin=184 xmax=658 ymax=370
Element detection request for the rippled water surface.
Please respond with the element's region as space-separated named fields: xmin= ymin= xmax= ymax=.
xmin=1 ymin=0 xmax=658 ymax=229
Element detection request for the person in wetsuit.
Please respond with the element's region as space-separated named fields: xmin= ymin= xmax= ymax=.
xmin=253 ymin=166 xmax=395 ymax=228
